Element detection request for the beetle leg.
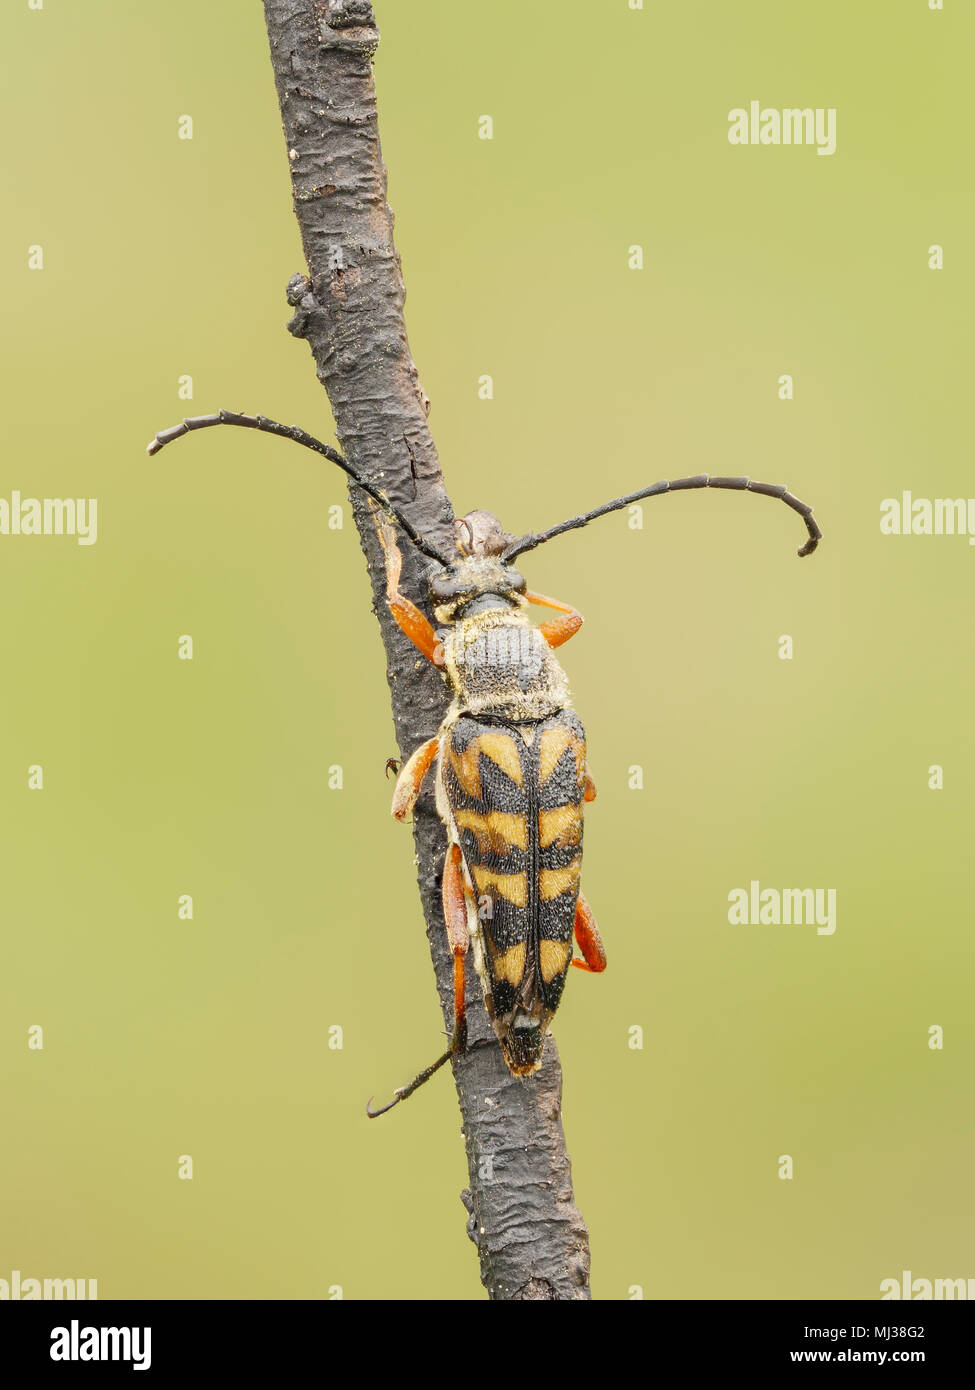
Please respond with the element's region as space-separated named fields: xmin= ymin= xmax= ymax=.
xmin=390 ymin=736 xmax=440 ymax=821
xmin=441 ymin=843 xmax=470 ymax=1053
xmin=365 ymin=1049 xmax=454 ymax=1118
xmin=570 ymin=891 xmax=607 ymax=973
xmin=365 ymin=842 xmax=469 ymax=1119
xmin=374 ymin=509 xmax=445 ymax=666
xmin=583 ymin=773 xmax=597 ymax=802
xmin=523 ymin=589 xmax=584 ymax=650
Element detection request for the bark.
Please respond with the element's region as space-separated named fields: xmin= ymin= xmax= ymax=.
xmin=262 ymin=0 xmax=591 ymax=1299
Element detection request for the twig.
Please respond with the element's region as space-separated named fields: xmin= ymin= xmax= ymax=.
xmin=262 ymin=0 xmax=591 ymax=1299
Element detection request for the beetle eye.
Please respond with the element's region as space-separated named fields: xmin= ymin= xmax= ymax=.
xmin=504 ymin=566 xmax=526 ymax=592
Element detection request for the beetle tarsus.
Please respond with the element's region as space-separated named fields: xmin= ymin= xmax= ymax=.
xmin=365 ymin=1044 xmax=455 ymax=1119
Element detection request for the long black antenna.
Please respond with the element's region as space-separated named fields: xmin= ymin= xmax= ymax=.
xmin=501 ymin=474 xmax=822 ymax=562
xmin=146 ymin=410 xmax=455 ymax=568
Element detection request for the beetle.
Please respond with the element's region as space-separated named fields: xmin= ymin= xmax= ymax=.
xmin=147 ymin=410 xmax=822 ymax=1114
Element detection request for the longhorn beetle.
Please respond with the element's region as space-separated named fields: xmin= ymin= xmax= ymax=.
xmin=147 ymin=410 xmax=822 ymax=1115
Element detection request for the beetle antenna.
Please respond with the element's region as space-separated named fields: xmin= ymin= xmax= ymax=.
xmin=146 ymin=410 xmax=454 ymax=567
xmin=365 ymin=1045 xmax=454 ymax=1118
xmin=501 ymin=474 xmax=822 ymax=562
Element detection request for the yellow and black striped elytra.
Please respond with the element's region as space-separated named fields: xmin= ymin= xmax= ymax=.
xmin=443 ymin=713 xmax=586 ymax=1074
xmin=145 ymin=412 xmax=822 ymax=1116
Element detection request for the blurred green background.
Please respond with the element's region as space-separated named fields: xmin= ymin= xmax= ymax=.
xmin=1 ymin=0 xmax=972 ymax=1301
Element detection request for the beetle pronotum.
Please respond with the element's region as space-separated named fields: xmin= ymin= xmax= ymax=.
xmin=148 ymin=410 xmax=821 ymax=1114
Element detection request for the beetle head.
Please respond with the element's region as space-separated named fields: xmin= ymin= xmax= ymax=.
xmin=428 ymin=510 xmax=526 ymax=620
xmin=453 ymin=509 xmax=513 ymax=559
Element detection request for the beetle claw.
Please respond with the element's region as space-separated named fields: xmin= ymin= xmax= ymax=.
xmin=365 ymin=1091 xmax=405 ymax=1119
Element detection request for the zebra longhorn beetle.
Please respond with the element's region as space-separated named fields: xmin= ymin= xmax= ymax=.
xmin=147 ymin=409 xmax=822 ymax=1116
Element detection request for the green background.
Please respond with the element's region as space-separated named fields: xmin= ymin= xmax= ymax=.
xmin=2 ymin=0 xmax=971 ymax=1300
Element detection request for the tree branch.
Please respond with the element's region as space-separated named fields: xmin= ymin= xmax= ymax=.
xmin=262 ymin=0 xmax=590 ymax=1299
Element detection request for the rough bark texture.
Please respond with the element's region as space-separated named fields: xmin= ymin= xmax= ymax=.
xmin=262 ymin=0 xmax=590 ymax=1299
